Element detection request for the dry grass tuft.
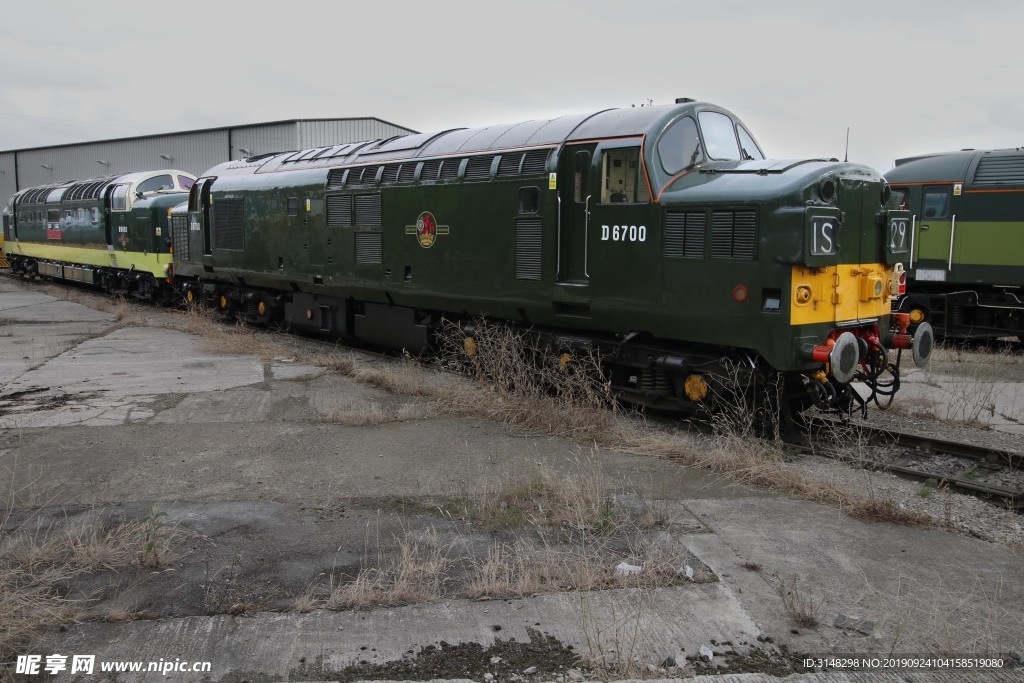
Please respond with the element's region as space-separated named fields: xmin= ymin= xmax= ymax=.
xmin=778 ymin=575 xmax=820 ymax=628
xmin=317 ymin=403 xmax=395 ymax=426
xmin=325 ymin=531 xmax=452 ymax=610
xmin=438 ymin=456 xmax=616 ymax=534
xmin=0 ymin=516 xmax=169 ymax=663
xmin=352 ymin=364 xmax=438 ymax=397
xmin=433 ymin=319 xmax=631 ymax=442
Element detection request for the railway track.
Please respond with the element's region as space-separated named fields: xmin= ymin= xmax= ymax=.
xmin=792 ymin=419 xmax=1024 ymax=509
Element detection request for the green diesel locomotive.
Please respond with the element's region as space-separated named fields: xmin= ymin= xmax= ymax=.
xmin=171 ymin=100 xmax=931 ymax=417
xmin=886 ymin=149 xmax=1024 ymax=341
xmin=4 ymin=170 xmax=196 ymax=300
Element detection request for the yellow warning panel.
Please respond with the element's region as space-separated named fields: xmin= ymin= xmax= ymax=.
xmin=790 ymin=264 xmax=894 ymax=326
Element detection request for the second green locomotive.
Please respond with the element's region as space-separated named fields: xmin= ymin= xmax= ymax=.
xmin=4 ymin=170 xmax=196 ymax=300
xmin=886 ymin=149 xmax=1024 ymax=341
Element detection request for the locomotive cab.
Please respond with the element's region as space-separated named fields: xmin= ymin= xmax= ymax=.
xmin=644 ymin=104 xmax=932 ymax=415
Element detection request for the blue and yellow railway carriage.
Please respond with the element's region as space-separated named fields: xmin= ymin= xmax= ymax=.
xmin=6 ymin=170 xmax=195 ymax=300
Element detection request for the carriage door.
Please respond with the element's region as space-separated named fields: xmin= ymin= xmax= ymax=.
xmin=189 ymin=177 xmax=215 ymax=257
xmin=557 ymin=144 xmax=598 ymax=284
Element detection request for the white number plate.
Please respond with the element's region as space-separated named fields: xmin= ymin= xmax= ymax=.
xmin=810 ymin=216 xmax=838 ymax=255
xmin=600 ymin=225 xmax=647 ymax=242
xmin=888 ymin=217 xmax=909 ymax=253
xmin=915 ymin=268 xmax=946 ymax=282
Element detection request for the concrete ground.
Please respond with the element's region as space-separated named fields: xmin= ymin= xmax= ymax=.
xmin=0 ymin=277 xmax=1021 ymax=683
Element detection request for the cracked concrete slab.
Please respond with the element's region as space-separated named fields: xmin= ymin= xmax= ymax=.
xmin=1 ymin=277 xmax=1021 ymax=683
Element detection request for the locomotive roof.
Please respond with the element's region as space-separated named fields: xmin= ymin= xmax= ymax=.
xmin=220 ymin=103 xmax=728 ymax=176
xmin=887 ymin=147 xmax=1024 ymax=183
xmin=14 ymin=170 xmax=194 ymax=205
xmin=886 ymin=150 xmax=979 ymax=183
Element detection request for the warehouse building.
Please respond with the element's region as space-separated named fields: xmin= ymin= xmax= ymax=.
xmin=0 ymin=118 xmax=418 ymax=201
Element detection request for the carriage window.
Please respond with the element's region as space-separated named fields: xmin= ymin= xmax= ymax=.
xmin=77 ymin=208 xmax=85 ymax=221
xmin=922 ymin=187 xmax=950 ymax=218
xmin=658 ymin=116 xmax=703 ymax=174
xmin=737 ymin=125 xmax=764 ymax=161
xmin=698 ymin=111 xmax=741 ymax=161
xmin=47 ymin=209 xmax=60 ymax=224
xmin=600 ymin=148 xmax=650 ymax=204
xmin=177 ymin=176 xmax=195 ymax=190
xmin=91 ymin=207 xmax=99 ymax=224
xmin=137 ymin=174 xmax=174 ymax=194
xmin=287 ymin=197 xmax=299 ymax=217
xmin=111 ymin=184 xmax=130 ymax=211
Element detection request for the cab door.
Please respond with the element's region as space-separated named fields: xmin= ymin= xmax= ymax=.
xmin=188 ymin=177 xmax=215 ymax=258
xmin=556 ymin=144 xmax=598 ymax=284
xmin=911 ymin=184 xmax=958 ymax=280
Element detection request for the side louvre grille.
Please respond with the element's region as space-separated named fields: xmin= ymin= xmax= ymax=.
xmin=171 ymin=214 xmax=189 ymax=261
xmin=397 ymin=163 xmax=417 ymax=183
xmin=664 ymin=210 xmax=706 ymax=259
xmin=710 ymin=209 xmax=757 ymax=260
xmin=497 ymin=153 xmax=523 ymax=177
xmin=354 ymin=232 xmax=383 ymax=264
xmin=348 ymin=166 xmax=379 ymax=186
xmin=213 ymin=198 xmax=245 ymax=250
xmin=354 ymin=194 xmax=382 ymax=227
xmin=521 ymin=149 xmax=551 ymax=175
xmin=326 ymin=194 xmax=352 ymax=227
xmin=464 ymin=155 xmax=494 ymax=181
xmin=439 ymin=159 xmax=462 ymax=180
xmin=380 ymin=164 xmax=400 ymax=184
xmin=420 ymin=160 xmax=442 ymax=181
xmin=326 ymin=168 xmax=346 ymax=189
xmin=973 ymin=155 xmax=1024 ymax=185
xmin=514 ymin=218 xmax=543 ymax=281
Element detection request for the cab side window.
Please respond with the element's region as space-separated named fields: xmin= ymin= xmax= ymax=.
xmin=111 ymin=185 xmax=130 ymax=211
xmin=599 ymin=147 xmax=650 ymax=204
xmin=658 ymin=116 xmax=702 ymax=175
xmin=737 ymin=125 xmax=764 ymax=161
xmin=137 ymin=175 xmax=174 ymax=194
xmin=922 ymin=187 xmax=950 ymax=218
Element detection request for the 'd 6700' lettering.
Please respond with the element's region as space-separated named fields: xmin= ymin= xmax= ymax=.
xmin=601 ymin=224 xmax=647 ymax=242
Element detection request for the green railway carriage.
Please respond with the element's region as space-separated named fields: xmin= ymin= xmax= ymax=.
xmin=174 ymin=100 xmax=929 ymax=416
xmin=886 ymin=149 xmax=1024 ymax=340
xmin=6 ymin=170 xmax=196 ymax=300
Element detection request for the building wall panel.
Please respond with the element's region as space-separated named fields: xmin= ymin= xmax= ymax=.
xmin=0 ymin=118 xmax=418 ymax=197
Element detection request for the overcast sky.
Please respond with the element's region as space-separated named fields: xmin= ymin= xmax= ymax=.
xmin=2 ymin=1 xmax=1021 ymax=174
